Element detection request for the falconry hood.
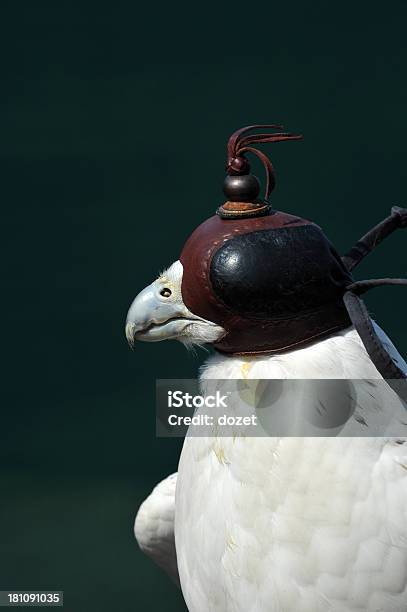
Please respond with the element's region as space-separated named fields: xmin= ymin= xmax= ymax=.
xmin=179 ymin=124 xmax=407 ymax=383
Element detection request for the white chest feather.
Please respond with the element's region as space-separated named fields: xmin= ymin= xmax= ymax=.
xmin=175 ymin=327 xmax=407 ymax=612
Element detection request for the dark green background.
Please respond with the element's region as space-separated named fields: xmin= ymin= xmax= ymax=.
xmin=1 ymin=1 xmax=406 ymax=610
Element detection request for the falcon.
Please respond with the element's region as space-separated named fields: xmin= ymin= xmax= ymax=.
xmin=126 ymin=125 xmax=407 ymax=611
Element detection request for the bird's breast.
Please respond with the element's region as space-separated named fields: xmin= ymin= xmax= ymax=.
xmin=175 ymin=436 xmax=407 ymax=612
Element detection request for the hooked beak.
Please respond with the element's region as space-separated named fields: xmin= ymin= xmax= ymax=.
xmin=125 ymin=281 xmax=200 ymax=346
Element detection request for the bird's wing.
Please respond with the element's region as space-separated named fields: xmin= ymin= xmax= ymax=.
xmin=134 ymin=472 xmax=180 ymax=586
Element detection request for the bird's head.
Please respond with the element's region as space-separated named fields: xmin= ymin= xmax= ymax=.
xmin=125 ymin=260 xmax=225 ymax=348
xmin=125 ymin=213 xmax=353 ymax=355
xmin=126 ymin=125 xmax=353 ymax=356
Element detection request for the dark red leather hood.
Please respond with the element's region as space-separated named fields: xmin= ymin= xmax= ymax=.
xmin=180 ymin=210 xmax=352 ymax=355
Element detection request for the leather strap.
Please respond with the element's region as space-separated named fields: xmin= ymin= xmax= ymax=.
xmin=343 ymin=290 xmax=407 ymax=400
xmin=347 ymin=278 xmax=407 ymax=295
xmin=341 ymin=206 xmax=407 ymax=398
xmin=342 ymin=206 xmax=407 ymax=271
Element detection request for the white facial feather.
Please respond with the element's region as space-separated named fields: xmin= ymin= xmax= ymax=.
xmin=157 ymin=261 xmax=225 ymax=346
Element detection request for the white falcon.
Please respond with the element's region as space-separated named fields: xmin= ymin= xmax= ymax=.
xmin=126 ymin=124 xmax=407 ymax=611
xmin=127 ymin=258 xmax=407 ymax=612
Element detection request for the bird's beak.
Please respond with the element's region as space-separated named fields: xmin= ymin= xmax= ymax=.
xmin=125 ymin=281 xmax=198 ymax=346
